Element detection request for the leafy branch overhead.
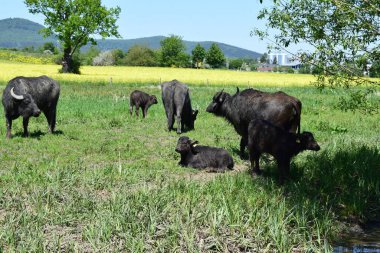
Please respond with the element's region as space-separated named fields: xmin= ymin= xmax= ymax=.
xmin=254 ymin=0 xmax=379 ymax=112
xmin=24 ymin=0 xmax=121 ymax=73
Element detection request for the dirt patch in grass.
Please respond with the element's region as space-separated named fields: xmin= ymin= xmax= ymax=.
xmin=43 ymin=224 xmax=93 ymax=252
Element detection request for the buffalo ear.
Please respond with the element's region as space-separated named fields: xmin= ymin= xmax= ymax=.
xmin=236 ymin=87 xmax=240 ymax=94
xmin=190 ymin=140 xmax=199 ymax=147
xmin=190 ymin=141 xmax=199 ymax=154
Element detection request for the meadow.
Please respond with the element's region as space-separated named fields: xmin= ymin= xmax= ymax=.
xmin=0 ymin=62 xmax=379 ymax=252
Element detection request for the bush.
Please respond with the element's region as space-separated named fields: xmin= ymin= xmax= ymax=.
xmin=92 ymin=51 xmax=115 ymax=66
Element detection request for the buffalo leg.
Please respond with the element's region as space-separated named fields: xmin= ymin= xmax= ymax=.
xmin=240 ymin=137 xmax=248 ymax=158
xmin=175 ymin=110 xmax=182 ymax=134
xmin=142 ymin=106 xmax=147 ymax=118
xmin=129 ymin=105 xmax=133 ymax=116
xmin=135 ymin=105 xmax=140 ymax=118
xmin=167 ymin=110 xmax=174 ymax=131
xmin=5 ymin=116 xmax=12 ymax=139
xmin=249 ymin=150 xmax=262 ymax=176
xmin=44 ymin=109 xmax=56 ymax=133
xmin=23 ymin=117 xmax=30 ymax=137
xmin=278 ymin=158 xmax=291 ymax=185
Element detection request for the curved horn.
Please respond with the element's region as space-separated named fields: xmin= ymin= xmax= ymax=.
xmin=10 ymin=87 xmax=24 ymax=100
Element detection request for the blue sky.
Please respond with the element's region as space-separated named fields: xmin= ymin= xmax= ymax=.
xmin=0 ymin=0 xmax=276 ymax=54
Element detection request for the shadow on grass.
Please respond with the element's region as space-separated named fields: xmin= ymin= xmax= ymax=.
xmin=13 ymin=130 xmax=64 ymax=139
xmin=282 ymin=145 xmax=380 ymax=222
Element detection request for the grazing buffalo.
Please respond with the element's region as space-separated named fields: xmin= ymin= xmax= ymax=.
xmin=129 ymin=90 xmax=158 ymax=118
xmin=2 ymin=75 xmax=60 ymax=138
xmin=248 ymin=119 xmax=320 ymax=184
xmin=175 ymin=136 xmax=234 ymax=172
xmin=206 ymin=88 xmax=301 ymax=157
xmin=161 ymin=80 xmax=198 ymax=134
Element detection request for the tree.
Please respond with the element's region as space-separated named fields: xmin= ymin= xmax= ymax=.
xmin=159 ymin=35 xmax=190 ymax=67
xmin=191 ymin=43 xmax=206 ymax=68
xmin=80 ymin=46 xmax=100 ymax=65
xmin=369 ymin=60 xmax=380 ymax=78
xmin=42 ymin=42 xmax=58 ymax=54
xmin=254 ymin=0 xmax=379 ymax=112
xmin=92 ymin=50 xmax=115 ymax=66
xmin=205 ymin=43 xmax=225 ymax=68
xmin=24 ymin=0 xmax=121 ymax=74
xmin=260 ymin=52 xmax=268 ymax=64
xmin=272 ymin=56 xmax=277 ymax=65
xmin=124 ymin=45 xmax=158 ymax=67
xmin=229 ymin=58 xmax=244 ymax=70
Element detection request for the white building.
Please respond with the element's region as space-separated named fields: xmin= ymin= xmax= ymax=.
xmin=268 ymin=52 xmax=302 ymax=69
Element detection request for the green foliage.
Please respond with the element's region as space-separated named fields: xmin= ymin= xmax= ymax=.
xmin=112 ymin=49 xmax=126 ymax=66
xmin=24 ymin=0 xmax=121 ymax=73
xmin=299 ymin=64 xmax=311 ymax=74
xmin=205 ymin=43 xmax=225 ymax=68
xmin=255 ymin=0 xmax=380 ymax=111
xmin=124 ymin=45 xmax=158 ymax=67
xmin=229 ymin=58 xmax=244 ymax=70
xmin=42 ymin=42 xmax=58 ymax=54
xmin=191 ymin=43 xmax=206 ymax=68
xmin=260 ymin=52 xmax=268 ymax=63
xmin=159 ymin=35 xmax=190 ymax=67
xmin=369 ymin=60 xmax=380 ymax=78
xmin=337 ymin=89 xmax=378 ymax=114
xmin=80 ymin=46 xmax=101 ymax=65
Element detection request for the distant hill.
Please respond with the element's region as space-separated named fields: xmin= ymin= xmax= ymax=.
xmin=0 ymin=18 xmax=261 ymax=59
xmin=0 ymin=18 xmax=56 ymax=48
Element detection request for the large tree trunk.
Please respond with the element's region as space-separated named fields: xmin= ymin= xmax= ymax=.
xmin=61 ymin=47 xmax=75 ymax=73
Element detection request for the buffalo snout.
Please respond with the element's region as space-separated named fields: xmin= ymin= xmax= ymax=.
xmin=310 ymin=143 xmax=320 ymax=151
xmin=206 ymin=102 xmax=216 ymax=113
xmin=33 ymin=109 xmax=41 ymax=117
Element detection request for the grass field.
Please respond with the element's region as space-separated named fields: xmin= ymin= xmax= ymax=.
xmin=0 ymin=62 xmax=379 ymax=252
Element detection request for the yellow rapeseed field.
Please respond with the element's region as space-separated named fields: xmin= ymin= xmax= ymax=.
xmin=0 ymin=61 xmax=316 ymax=87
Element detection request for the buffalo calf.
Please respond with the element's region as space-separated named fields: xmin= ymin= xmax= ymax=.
xmin=129 ymin=90 xmax=158 ymax=118
xmin=248 ymin=119 xmax=320 ymax=184
xmin=175 ymin=136 xmax=234 ymax=172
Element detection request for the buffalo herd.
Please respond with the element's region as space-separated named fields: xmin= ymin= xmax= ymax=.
xmin=1 ymin=76 xmax=320 ymax=184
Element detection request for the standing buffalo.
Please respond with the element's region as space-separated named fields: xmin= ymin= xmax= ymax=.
xmin=175 ymin=136 xmax=234 ymax=171
xmin=206 ymin=88 xmax=301 ymax=157
xmin=129 ymin=90 xmax=158 ymax=118
xmin=248 ymin=119 xmax=320 ymax=184
xmin=2 ymin=75 xmax=60 ymax=138
xmin=161 ymin=80 xmax=198 ymax=134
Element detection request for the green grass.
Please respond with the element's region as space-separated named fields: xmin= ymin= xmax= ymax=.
xmin=0 ymin=82 xmax=379 ymax=252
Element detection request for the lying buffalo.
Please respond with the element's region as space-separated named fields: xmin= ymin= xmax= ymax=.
xmin=161 ymin=80 xmax=198 ymax=134
xmin=175 ymin=136 xmax=234 ymax=172
xmin=206 ymin=88 xmax=301 ymax=157
xmin=248 ymin=119 xmax=320 ymax=184
xmin=2 ymin=75 xmax=60 ymax=138
xmin=129 ymin=90 xmax=158 ymax=118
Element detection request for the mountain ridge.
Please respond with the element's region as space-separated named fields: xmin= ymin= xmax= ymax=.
xmin=0 ymin=18 xmax=261 ymax=59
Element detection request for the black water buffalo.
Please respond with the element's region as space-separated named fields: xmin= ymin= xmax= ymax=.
xmin=206 ymin=88 xmax=301 ymax=157
xmin=161 ymin=80 xmax=198 ymax=134
xmin=248 ymin=119 xmax=320 ymax=184
xmin=2 ymin=75 xmax=60 ymax=138
xmin=175 ymin=136 xmax=234 ymax=172
xmin=129 ymin=90 xmax=158 ymax=118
